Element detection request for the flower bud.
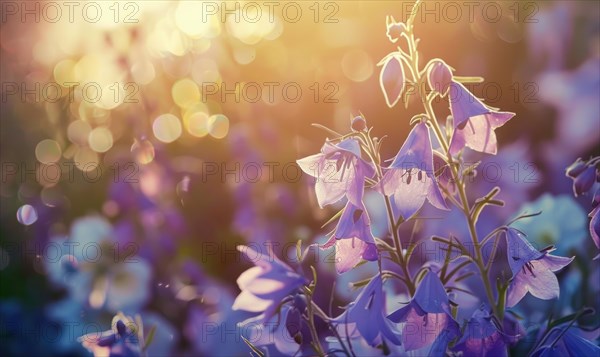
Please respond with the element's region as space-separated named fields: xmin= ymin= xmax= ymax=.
xmin=379 ymin=54 xmax=405 ymax=108
xmin=566 ymin=158 xmax=587 ymax=178
xmin=386 ymin=16 xmax=407 ymax=43
xmin=573 ymin=166 xmax=596 ymax=196
xmin=427 ymin=60 xmax=453 ymax=97
xmin=351 ymin=115 xmax=367 ymax=131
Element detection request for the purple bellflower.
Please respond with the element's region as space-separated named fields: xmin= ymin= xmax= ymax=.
xmin=531 ymin=324 xmax=600 ymax=357
xmin=322 ymin=201 xmax=378 ymax=273
xmin=297 ymin=138 xmax=374 ymax=208
xmin=387 ymin=271 xmax=459 ymax=351
xmin=332 ymin=274 xmax=401 ymax=347
xmin=378 ymin=122 xmax=448 ymax=220
xmin=448 ymin=81 xmax=515 ymax=155
xmin=453 ymin=307 xmax=515 ymax=357
xmin=505 ymin=228 xmax=573 ymax=307
xmin=233 ymin=246 xmax=307 ymax=319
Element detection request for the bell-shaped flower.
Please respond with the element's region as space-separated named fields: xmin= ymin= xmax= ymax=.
xmin=79 ymin=314 xmax=141 ymax=357
xmin=531 ymin=324 xmax=600 ymax=357
xmin=233 ymin=245 xmax=307 ymax=319
xmin=379 ymin=53 xmax=405 ymax=108
xmin=322 ymin=201 xmax=378 ymax=273
xmin=387 ymin=271 xmax=460 ymax=351
xmin=566 ymin=158 xmax=597 ymax=196
xmin=239 ymin=304 xmax=301 ymax=356
xmin=378 ymin=122 xmax=448 ymax=220
xmin=453 ymin=307 xmax=512 ymax=357
xmin=504 ymin=228 xmax=573 ymax=307
xmin=448 ymin=81 xmax=515 ymax=155
xmin=297 ymin=138 xmax=374 ymax=208
xmin=332 ymin=274 xmax=401 ymax=346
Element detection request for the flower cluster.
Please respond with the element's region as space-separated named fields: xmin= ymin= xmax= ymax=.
xmin=230 ymin=3 xmax=600 ymax=356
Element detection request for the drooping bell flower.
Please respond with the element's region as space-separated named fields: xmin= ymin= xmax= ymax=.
xmin=322 ymin=201 xmax=378 ymax=273
xmin=379 ymin=53 xmax=405 ymax=108
xmin=233 ymin=246 xmax=307 ymax=319
xmin=448 ymin=81 xmax=515 ymax=155
xmin=386 ymin=15 xmax=407 ymax=43
xmin=504 ymin=228 xmax=573 ymax=307
xmin=297 ymin=138 xmax=374 ymax=208
xmin=378 ymin=122 xmax=448 ymax=220
xmin=238 ymin=304 xmax=302 ymax=356
xmin=453 ymin=307 xmax=511 ymax=357
xmin=387 ymin=271 xmax=460 ymax=351
xmin=531 ymin=324 xmax=600 ymax=357
xmin=332 ymin=274 xmax=401 ymax=346
xmin=428 ymin=59 xmax=453 ymax=97
xmin=565 ymin=158 xmax=597 ymax=196
xmin=79 ymin=314 xmax=141 ymax=357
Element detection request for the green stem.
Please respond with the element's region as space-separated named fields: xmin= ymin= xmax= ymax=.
xmin=360 ymin=132 xmax=415 ymax=295
xmin=303 ymin=287 xmax=326 ymax=356
xmin=402 ymin=18 xmax=500 ymax=318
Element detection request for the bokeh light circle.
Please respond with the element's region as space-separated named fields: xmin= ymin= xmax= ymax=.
xmin=17 ymin=204 xmax=38 ymax=225
xmin=153 ymin=114 xmax=182 ymax=143
xmin=35 ymin=139 xmax=62 ymax=164
xmin=208 ymin=114 xmax=230 ymax=139
xmin=88 ymin=127 xmax=114 ymax=153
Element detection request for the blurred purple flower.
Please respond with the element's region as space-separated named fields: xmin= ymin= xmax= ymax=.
xmin=79 ymin=314 xmax=141 ymax=357
xmin=448 ymin=81 xmax=515 ymax=155
xmin=505 ymin=228 xmax=573 ymax=307
xmin=387 ymin=271 xmax=459 ymax=351
xmin=233 ymin=245 xmax=306 ymax=319
xmin=239 ymin=304 xmax=301 ymax=356
xmin=378 ymin=122 xmax=448 ymax=220
xmin=332 ymin=274 xmax=401 ymax=346
xmin=297 ymin=138 xmax=374 ymax=208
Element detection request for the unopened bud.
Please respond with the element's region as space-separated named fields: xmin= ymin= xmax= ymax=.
xmin=386 ymin=16 xmax=407 ymax=43
xmin=351 ymin=115 xmax=367 ymax=131
xmin=427 ymin=60 xmax=453 ymax=97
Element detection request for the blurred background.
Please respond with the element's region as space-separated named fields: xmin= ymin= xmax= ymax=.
xmin=1 ymin=1 xmax=599 ymax=355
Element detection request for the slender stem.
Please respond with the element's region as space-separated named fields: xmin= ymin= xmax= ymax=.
xmin=402 ymin=16 xmax=500 ymax=318
xmin=360 ymin=132 xmax=415 ymax=295
xmin=303 ymin=287 xmax=325 ymax=356
xmin=311 ymin=302 xmax=354 ymax=357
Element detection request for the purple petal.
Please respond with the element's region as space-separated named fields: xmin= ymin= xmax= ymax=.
xmin=449 ymin=81 xmax=491 ymax=128
xmin=505 ymin=229 xmax=543 ymax=276
xmin=413 ymin=271 xmax=450 ymax=313
xmin=573 ymin=166 xmax=596 ymax=196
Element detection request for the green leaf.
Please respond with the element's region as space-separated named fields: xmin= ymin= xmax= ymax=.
xmin=143 ymin=325 xmax=157 ymax=352
xmin=548 ymin=308 xmax=595 ymax=330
